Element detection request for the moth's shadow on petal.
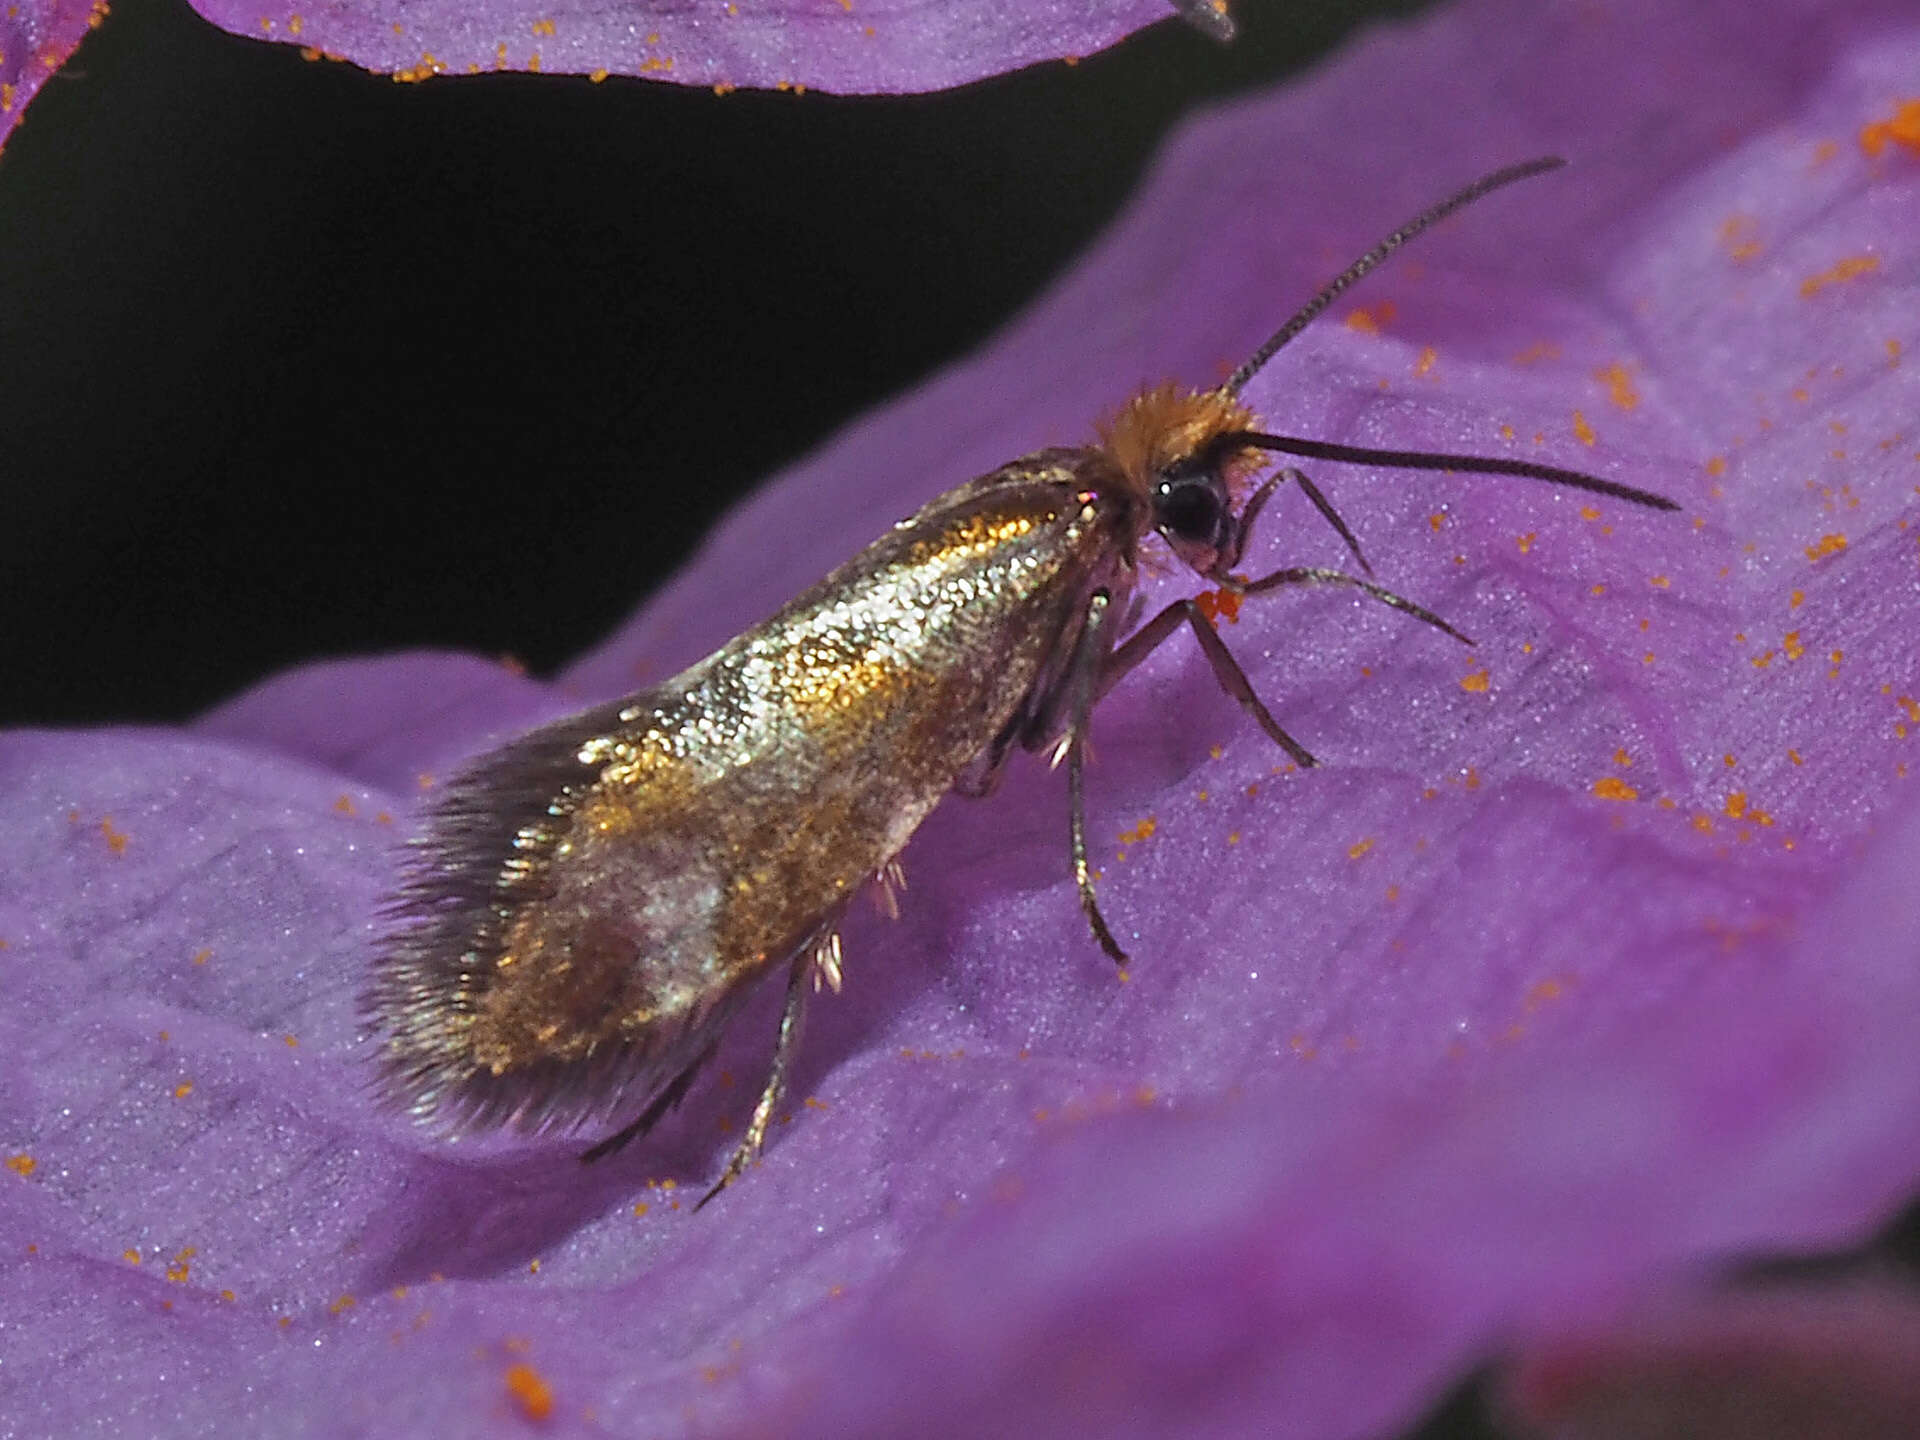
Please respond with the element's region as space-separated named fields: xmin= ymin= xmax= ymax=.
xmin=353 ymin=893 xmax=956 ymax=1286
xmin=354 ymin=1146 xmax=653 ymax=1287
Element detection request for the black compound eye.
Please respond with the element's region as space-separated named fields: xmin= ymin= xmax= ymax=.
xmin=1153 ymin=470 xmax=1229 ymax=546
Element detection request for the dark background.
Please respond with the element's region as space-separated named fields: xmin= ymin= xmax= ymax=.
xmin=0 ymin=0 xmax=1432 ymax=727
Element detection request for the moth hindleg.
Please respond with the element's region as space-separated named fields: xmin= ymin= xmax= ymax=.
xmin=697 ymin=921 xmax=838 ymax=1207
xmin=581 ymin=1037 xmax=720 ymax=1165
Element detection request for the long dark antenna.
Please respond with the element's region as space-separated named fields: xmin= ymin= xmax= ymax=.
xmin=1238 ymin=432 xmax=1682 ymax=511
xmin=1226 ymin=157 xmax=1566 ymax=396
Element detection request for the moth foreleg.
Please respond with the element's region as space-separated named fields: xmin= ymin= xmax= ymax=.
xmin=1277 ymin=468 xmax=1373 ymax=577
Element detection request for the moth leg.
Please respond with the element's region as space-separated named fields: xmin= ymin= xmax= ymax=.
xmin=867 ymin=862 xmax=907 ymax=925
xmin=953 ymin=716 xmax=1021 ymax=798
xmin=1206 ymin=455 xmax=1367 ymax=578
xmin=581 ymin=1038 xmax=719 ymax=1164
xmin=1234 ymin=566 xmax=1472 ymax=645
xmin=697 ymin=934 xmax=822 ymax=1208
xmin=1098 ymin=597 xmax=1320 ymax=769
xmin=1094 ymin=595 xmax=1190 ymax=705
xmin=1061 ymin=590 xmax=1131 ymax=967
xmin=1276 ymin=468 xmax=1373 ymax=577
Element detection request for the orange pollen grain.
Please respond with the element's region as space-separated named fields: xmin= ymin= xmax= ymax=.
xmin=1717 ymin=214 xmax=1761 ymax=259
xmin=1459 ymin=668 xmax=1490 ymax=694
xmin=6 ymin=1153 xmax=34 ymax=1178
xmin=1592 ymin=776 xmax=1638 ymax=802
xmin=1858 ymin=99 xmax=1920 ymax=157
xmin=1799 ymin=255 xmax=1880 ymax=297
xmin=1347 ymin=837 xmax=1374 ymax=860
xmin=1344 ymin=302 xmax=1395 ymax=333
xmin=1804 ymin=533 xmax=1848 ymax=561
xmin=1594 ymin=362 xmax=1640 ymax=411
xmin=1195 ymin=588 xmax=1241 ymax=624
xmin=1571 ymin=411 xmax=1597 ymax=446
xmin=505 ymin=1363 xmax=554 ymax=1420
xmin=1413 ymin=346 xmax=1438 ymax=377
xmin=1725 ymin=792 xmax=1749 ymax=819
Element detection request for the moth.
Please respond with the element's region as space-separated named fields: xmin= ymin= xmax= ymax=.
xmin=366 ymin=158 xmax=1678 ymax=1203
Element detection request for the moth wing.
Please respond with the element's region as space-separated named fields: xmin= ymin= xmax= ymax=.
xmin=365 ymin=687 xmax=793 ymax=1137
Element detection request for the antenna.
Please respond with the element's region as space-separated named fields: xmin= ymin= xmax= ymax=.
xmin=1226 ymin=157 xmax=1566 ymax=396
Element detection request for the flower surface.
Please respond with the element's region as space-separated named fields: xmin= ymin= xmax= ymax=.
xmin=187 ymin=0 xmax=1190 ymax=95
xmin=3 ymin=0 xmax=1919 ymax=1435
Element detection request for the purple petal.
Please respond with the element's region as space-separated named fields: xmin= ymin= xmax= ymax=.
xmin=0 ymin=0 xmax=98 ymax=150
xmin=197 ymin=652 xmax=592 ymax=794
xmin=186 ymin=0 xmax=1192 ymax=94
xmin=6 ymin=0 xmax=1920 ymax=1437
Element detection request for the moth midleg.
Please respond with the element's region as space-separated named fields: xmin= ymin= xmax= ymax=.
xmin=1093 ymin=595 xmax=1189 ymax=707
xmin=1234 ymin=566 xmax=1470 ymax=644
xmin=1061 ymin=590 xmax=1131 ymax=967
xmin=1100 ymin=596 xmax=1319 ymax=770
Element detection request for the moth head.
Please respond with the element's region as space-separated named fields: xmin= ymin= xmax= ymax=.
xmin=1094 ymin=159 xmax=1678 ymax=585
xmin=1096 ymin=382 xmax=1267 ymax=581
